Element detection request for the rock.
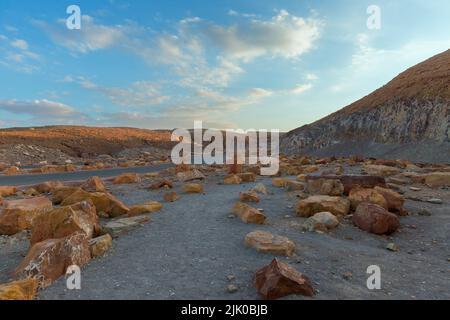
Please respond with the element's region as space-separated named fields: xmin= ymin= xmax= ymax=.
xmin=163 ymin=191 xmax=180 ymax=202
xmin=103 ymin=216 xmax=150 ymax=237
xmin=307 ymin=179 xmax=344 ymax=196
xmin=427 ymin=198 xmax=443 ymax=204
xmin=89 ymin=234 xmax=113 ymax=258
xmin=149 ymin=179 xmax=173 ymax=190
xmin=349 ymin=188 xmax=388 ymax=210
xmin=342 ymin=272 xmax=353 ymax=280
xmin=232 ymin=202 xmax=266 ymax=224
xmin=238 ymin=172 xmax=256 ymax=182
xmin=284 ymin=180 xmax=305 ymax=191
xmin=245 ymin=230 xmax=295 ymax=256
xmin=424 ymin=172 xmax=450 ymax=188
xmin=183 ymin=183 xmax=204 ymax=194
xmin=0 ymin=186 xmax=17 ymax=197
xmin=128 ymin=201 xmax=163 ymax=216
xmin=224 ymin=174 xmax=242 ymax=185
xmin=60 ymin=190 xmax=129 ymax=218
xmin=335 ymin=166 xmax=344 ymax=175
xmin=363 ymin=165 xmax=402 ymax=177
xmin=113 ymin=173 xmax=141 ymax=184
xmin=296 ymin=174 xmax=307 ymax=182
xmin=374 ymin=186 xmax=405 ymax=212
xmin=14 ymin=232 xmax=91 ymax=289
xmin=418 ymin=208 xmax=431 ymax=216
xmin=144 ymin=172 xmax=160 ymax=178
xmin=306 ymin=175 xmax=386 ymax=195
xmin=30 ymin=200 xmax=100 ymax=245
xmin=33 ymin=181 xmax=64 ymax=194
xmin=51 ymin=187 xmax=82 ymax=204
xmin=302 ymin=165 xmax=319 ymax=174
xmin=353 ymin=202 xmax=400 ymax=235
xmin=272 ymin=178 xmax=287 ymax=188
xmin=252 ymin=183 xmax=268 ymax=195
xmin=0 ymin=279 xmax=39 ymax=300
xmin=176 ymin=169 xmax=205 ymax=182
xmin=81 ymin=176 xmax=106 ymax=192
xmin=296 ymin=196 xmax=350 ymax=217
xmin=302 ymin=212 xmax=339 ymax=232
xmin=386 ymin=243 xmax=399 ymax=252
xmin=239 ymin=190 xmax=260 ymax=203
xmin=3 ymin=166 xmax=20 ymax=175
xmin=226 ymin=284 xmax=239 ymax=293
xmin=409 ymin=187 xmax=422 ymax=191
xmin=0 ymin=197 xmax=53 ymax=235
xmin=254 ymin=259 xmax=314 ymax=299
xmin=23 ymin=188 xmax=39 ymax=197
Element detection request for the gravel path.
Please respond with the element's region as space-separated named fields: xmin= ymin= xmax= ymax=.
xmin=27 ymin=173 xmax=450 ymax=300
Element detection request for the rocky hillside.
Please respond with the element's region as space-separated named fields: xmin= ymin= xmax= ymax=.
xmin=281 ymin=49 xmax=450 ymax=163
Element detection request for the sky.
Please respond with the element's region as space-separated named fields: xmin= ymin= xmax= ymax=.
xmin=0 ymin=0 xmax=449 ymax=131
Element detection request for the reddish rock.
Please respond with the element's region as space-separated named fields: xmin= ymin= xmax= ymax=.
xmin=374 ymin=186 xmax=405 ymax=213
xmin=232 ymin=202 xmax=266 ymax=224
xmin=0 ymin=279 xmax=39 ymax=300
xmin=239 ymin=190 xmax=260 ymax=203
xmin=255 ymin=259 xmax=314 ymax=299
xmin=353 ymin=202 xmax=400 ymax=235
xmin=0 ymin=186 xmax=17 ymax=197
xmin=81 ymin=176 xmax=106 ymax=192
xmin=113 ymin=173 xmax=141 ymax=184
xmin=296 ymin=195 xmax=350 ymax=217
xmin=238 ymin=172 xmax=257 ymax=182
xmin=163 ymin=191 xmax=180 ymax=202
xmin=33 ymin=181 xmax=64 ymax=194
xmin=149 ymin=179 xmax=173 ymax=190
xmin=306 ymin=175 xmax=386 ymax=195
xmin=349 ymin=188 xmax=388 ymax=210
xmin=14 ymin=232 xmax=91 ymax=289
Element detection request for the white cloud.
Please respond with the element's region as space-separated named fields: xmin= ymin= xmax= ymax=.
xmin=306 ymin=73 xmax=318 ymax=81
xmin=11 ymin=39 xmax=28 ymax=50
xmin=0 ymin=99 xmax=76 ymax=116
xmin=289 ymin=83 xmax=313 ymax=95
xmin=248 ymin=88 xmax=273 ymax=98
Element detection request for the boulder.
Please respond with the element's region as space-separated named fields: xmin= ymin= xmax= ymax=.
xmin=128 ymin=201 xmax=163 ymax=216
xmin=89 ymin=234 xmax=113 ymax=258
xmin=163 ymin=191 xmax=180 ymax=202
xmin=14 ymin=232 xmax=91 ymax=289
xmin=183 ymin=183 xmax=204 ymax=194
xmin=51 ymin=187 xmax=82 ymax=204
xmin=0 ymin=186 xmax=17 ymax=197
xmin=424 ymin=172 xmax=450 ymax=188
xmin=363 ymin=165 xmax=402 ymax=177
xmin=81 ymin=176 xmax=106 ymax=192
xmin=176 ymin=169 xmax=205 ymax=182
xmin=0 ymin=197 xmax=53 ymax=235
xmin=272 ymin=178 xmax=287 ymax=188
xmin=303 ymin=212 xmax=340 ymax=232
xmin=245 ymin=230 xmax=295 ymax=256
xmin=239 ymin=190 xmax=260 ymax=203
xmin=103 ymin=216 xmax=150 ymax=237
xmin=30 ymin=200 xmax=100 ymax=245
xmin=374 ymin=186 xmax=405 ymax=212
xmin=284 ymin=180 xmax=305 ymax=191
xmin=113 ymin=173 xmax=140 ymax=184
xmin=224 ymin=174 xmax=242 ymax=185
xmin=238 ymin=172 xmax=256 ymax=182
xmin=296 ymin=196 xmax=350 ymax=217
xmin=255 ymin=259 xmax=314 ymax=299
xmin=306 ymin=175 xmax=386 ymax=195
xmin=0 ymin=279 xmax=39 ymax=300
xmin=33 ymin=181 xmax=64 ymax=194
xmin=232 ymin=202 xmax=266 ymax=224
xmin=349 ymin=188 xmax=388 ymax=210
xmin=352 ymin=202 xmax=400 ymax=235
xmin=149 ymin=179 xmax=173 ymax=190
xmin=3 ymin=166 xmax=20 ymax=175
xmin=252 ymin=183 xmax=268 ymax=195
xmin=307 ymin=179 xmax=344 ymax=196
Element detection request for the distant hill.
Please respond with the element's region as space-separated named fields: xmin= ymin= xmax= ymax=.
xmin=281 ymin=49 xmax=450 ymax=163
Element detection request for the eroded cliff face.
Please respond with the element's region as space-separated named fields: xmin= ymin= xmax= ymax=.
xmin=281 ymin=49 xmax=450 ymax=162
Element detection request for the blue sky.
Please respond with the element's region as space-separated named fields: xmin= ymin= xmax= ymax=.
xmin=0 ymin=0 xmax=449 ymax=130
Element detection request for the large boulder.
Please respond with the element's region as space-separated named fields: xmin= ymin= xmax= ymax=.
xmin=302 ymin=212 xmax=340 ymax=232
xmin=0 ymin=186 xmax=17 ymax=197
xmin=424 ymin=172 xmax=450 ymax=188
xmin=307 ymin=179 xmax=344 ymax=196
xmin=232 ymin=202 xmax=266 ymax=224
xmin=0 ymin=279 xmax=39 ymax=300
xmin=30 ymin=200 xmax=100 ymax=245
xmin=52 ymin=187 xmax=82 ymax=204
xmin=128 ymin=201 xmax=163 ymax=216
xmin=33 ymin=181 xmax=64 ymax=194
xmin=60 ymin=190 xmax=129 ymax=218
xmin=0 ymin=197 xmax=53 ymax=235
xmin=89 ymin=234 xmax=113 ymax=258
xmin=352 ymin=202 xmax=400 ymax=235
xmin=245 ymin=230 xmax=295 ymax=256
xmin=295 ymin=196 xmax=350 ymax=217
xmin=374 ymin=186 xmax=405 ymax=213
xmin=81 ymin=176 xmax=106 ymax=192
xmin=14 ymin=232 xmax=91 ymax=289
xmin=349 ymin=188 xmax=388 ymax=210
xmin=306 ymin=175 xmax=386 ymax=195
xmin=255 ymin=259 xmax=314 ymax=299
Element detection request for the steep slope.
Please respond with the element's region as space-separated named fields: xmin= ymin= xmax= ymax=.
xmin=281 ymin=49 xmax=450 ymax=163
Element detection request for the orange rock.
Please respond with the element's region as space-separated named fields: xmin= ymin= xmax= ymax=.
xmin=3 ymin=166 xmax=20 ymax=175
xmin=239 ymin=190 xmax=260 ymax=203
xmin=0 ymin=197 xmax=53 ymax=235
xmin=81 ymin=176 xmax=106 ymax=192
xmin=245 ymin=230 xmax=295 ymax=256
xmin=0 ymin=186 xmax=17 ymax=197
xmin=89 ymin=234 xmax=113 ymax=258
xmin=149 ymin=179 xmax=173 ymax=190
xmin=183 ymin=183 xmax=204 ymax=194
xmin=113 ymin=173 xmax=141 ymax=184
xmin=374 ymin=186 xmax=405 ymax=213
xmin=255 ymin=259 xmax=314 ymax=299
xmin=14 ymin=232 xmax=91 ymax=289
xmin=232 ymin=202 xmax=266 ymax=224
xmin=224 ymin=174 xmax=242 ymax=185
xmin=349 ymin=188 xmax=388 ymax=210
xmin=237 ymin=172 xmax=256 ymax=182
xmin=296 ymin=195 xmax=350 ymax=217
xmin=33 ymin=181 xmax=64 ymax=194
xmin=163 ymin=191 xmax=180 ymax=202
xmin=128 ymin=201 xmax=163 ymax=216
xmin=51 ymin=187 xmax=82 ymax=204
xmin=0 ymin=279 xmax=39 ymax=300
xmin=353 ymin=202 xmax=400 ymax=235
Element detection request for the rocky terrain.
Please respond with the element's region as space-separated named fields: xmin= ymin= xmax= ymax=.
xmin=0 ymin=157 xmax=449 ymax=300
xmin=281 ymin=49 xmax=450 ymax=163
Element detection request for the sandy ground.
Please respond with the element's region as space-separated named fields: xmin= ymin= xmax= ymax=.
xmin=1 ymin=168 xmax=449 ymax=300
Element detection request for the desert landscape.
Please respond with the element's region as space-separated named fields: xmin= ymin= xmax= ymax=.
xmin=0 ymin=1 xmax=449 ymax=303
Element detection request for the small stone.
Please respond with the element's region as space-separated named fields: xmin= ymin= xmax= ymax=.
xmin=409 ymin=187 xmax=421 ymax=191
xmin=418 ymin=208 xmax=431 ymax=216
xmin=427 ymin=198 xmax=443 ymax=204
xmin=342 ymin=272 xmax=353 ymax=280
xmin=226 ymin=284 xmax=239 ymax=293
xmin=386 ymin=243 xmax=399 ymax=252
xmin=226 ymin=275 xmax=236 ymax=281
